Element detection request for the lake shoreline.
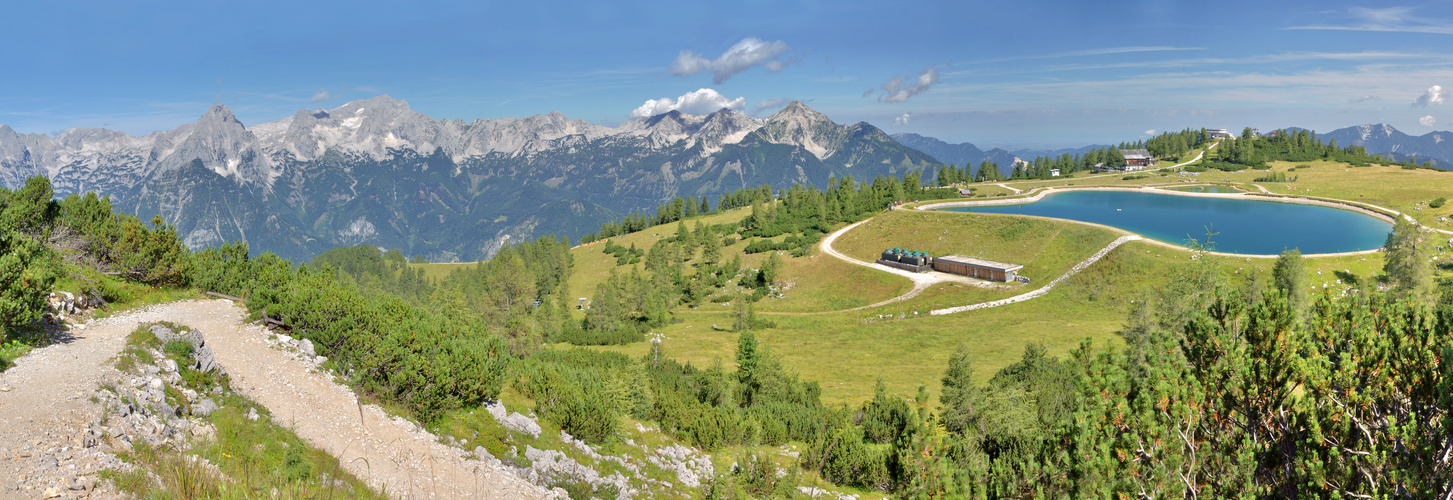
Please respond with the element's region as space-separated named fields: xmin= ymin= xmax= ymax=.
xmin=915 ymin=185 xmax=1391 ymax=258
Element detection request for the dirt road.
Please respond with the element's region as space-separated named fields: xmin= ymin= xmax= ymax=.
xmin=0 ymin=300 xmax=559 ymax=499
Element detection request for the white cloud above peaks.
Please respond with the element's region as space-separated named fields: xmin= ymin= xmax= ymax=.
xmin=669 ymin=38 xmax=792 ymax=84
xmin=894 ymin=113 xmax=911 ymax=126
xmin=1420 ymin=115 xmax=1437 ymax=127
xmin=1413 ymin=85 xmax=1445 ymax=107
xmin=874 ymin=66 xmax=939 ymax=103
xmin=630 ymin=88 xmax=746 ymax=118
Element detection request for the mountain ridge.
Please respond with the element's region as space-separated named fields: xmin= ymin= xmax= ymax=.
xmin=0 ymin=97 xmax=943 ymax=262
xmin=1317 ymin=123 xmax=1452 ymax=169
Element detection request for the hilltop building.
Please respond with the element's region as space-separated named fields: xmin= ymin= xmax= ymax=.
xmin=1207 ymin=128 xmax=1231 ymax=139
xmin=1120 ymin=149 xmax=1154 ymax=168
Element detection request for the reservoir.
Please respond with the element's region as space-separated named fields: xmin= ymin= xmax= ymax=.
xmin=946 ymin=190 xmax=1392 ymax=255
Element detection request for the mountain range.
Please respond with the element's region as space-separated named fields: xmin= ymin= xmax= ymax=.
xmin=0 ymin=96 xmax=940 ymax=261
xmin=890 ymin=133 xmax=1106 ymax=177
xmin=1318 ymin=124 xmax=1453 ymax=168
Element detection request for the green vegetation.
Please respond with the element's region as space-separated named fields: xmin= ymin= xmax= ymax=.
xmin=1210 ymin=127 xmax=1434 ymax=169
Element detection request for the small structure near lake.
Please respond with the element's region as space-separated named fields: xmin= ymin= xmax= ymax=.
xmin=933 ymin=255 xmax=1024 ymax=282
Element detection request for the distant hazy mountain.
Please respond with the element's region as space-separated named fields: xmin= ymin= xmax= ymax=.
xmin=1318 ymin=124 xmax=1453 ymax=169
xmin=0 ymin=96 xmax=942 ymax=261
xmin=891 ymin=133 xmax=1105 ymax=178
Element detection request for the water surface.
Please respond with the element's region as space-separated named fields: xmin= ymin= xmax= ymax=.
xmin=947 ymin=190 xmax=1390 ymax=255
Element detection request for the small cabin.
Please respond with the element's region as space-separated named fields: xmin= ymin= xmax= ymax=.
xmin=1049 ymin=169 xmax=1061 ymax=177
xmin=933 ymin=255 xmax=1024 ymax=282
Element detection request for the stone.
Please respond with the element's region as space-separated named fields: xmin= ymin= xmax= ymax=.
xmin=194 ymin=399 xmax=219 ymax=418
xmin=159 ymin=359 xmax=178 ymax=373
xmin=42 ymin=486 xmax=61 ymax=498
xmin=474 ymin=446 xmax=494 ymax=461
xmin=245 ymin=408 xmax=259 ymax=421
xmin=299 ymin=339 xmax=316 ymax=357
xmin=148 ymin=378 xmax=164 ymax=391
xmin=154 ymin=401 xmax=176 ymax=419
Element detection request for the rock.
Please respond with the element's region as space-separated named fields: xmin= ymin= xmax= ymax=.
xmin=245 ymin=408 xmax=259 ymax=421
xmin=194 ymin=399 xmax=219 ymax=418
xmin=42 ymin=486 xmax=61 ymax=498
xmin=474 ymin=446 xmax=494 ymax=461
xmin=483 ymin=400 xmax=542 ymax=437
xmin=154 ymin=401 xmax=177 ymax=419
xmin=160 ymin=359 xmax=178 ymax=373
xmin=315 ymin=356 xmax=327 ymax=365
xmin=148 ymin=378 xmax=164 ymax=391
xmin=299 ymin=339 xmax=316 ymax=357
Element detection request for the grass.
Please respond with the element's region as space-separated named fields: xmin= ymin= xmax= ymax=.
xmin=563 ymin=206 xmax=763 ymax=319
xmin=1244 ymin=161 xmax=1453 ymax=227
xmin=587 ymin=235 xmax=1410 ymax=409
xmin=755 ymin=251 xmax=911 ymax=313
xmin=835 ymin=209 xmax=1120 ymax=285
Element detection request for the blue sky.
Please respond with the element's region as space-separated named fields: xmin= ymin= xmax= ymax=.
xmin=3 ymin=0 xmax=1451 ymax=147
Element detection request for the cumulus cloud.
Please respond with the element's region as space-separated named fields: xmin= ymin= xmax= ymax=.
xmin=669 ymin=38 xmax=792 ymax=84
xmin=1413 ymin=85 xmax=1445 ymax=107
xmin=874 ymin=67 xmax=939 ymax=103
xmin=749 ymin=98 xmax=792 ymax=115
xmin=894 ymin=113 xmax=912 ymax=126
xmin=310 ymin=90 xmax=332 ymax=102
xmin=1144 ymin=129 xmax=1158 ymax=136
xmin=1420 ymin=115 xmax=1437 ymax=127
xmin=629 ymin=88 xmax=746 ymax=119
xmin=1351 ymin=95 xmax=1381 ymax=103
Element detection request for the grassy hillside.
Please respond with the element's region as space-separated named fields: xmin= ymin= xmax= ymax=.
xmin=414 ymin=154 xmax=1446 ymax=408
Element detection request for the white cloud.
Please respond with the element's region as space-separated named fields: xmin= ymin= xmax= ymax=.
xmin=669 ymin=38 xmax=792 ymax=84
xmin=310 ymin=90 xmax=332 ymax=102
xmin=629 ymin=88 xmax=746 ymax=118
xmin=894 ymin=113 xmax=911 ymax=126
xmin=1144 ymin=129 xmax=1157 ymax=135
xmin=875 ymin=67 xmax=939 ymax=103
xmin=749 ymin=98 xmax=791 ymax=115
xmin=1286 ymin=7 xmax=1453 ymax=35
xmin=1413 ymin=85 xmax=1445 ymax=107
xmin=1420 ymin=115 xmax=1437 ymax=127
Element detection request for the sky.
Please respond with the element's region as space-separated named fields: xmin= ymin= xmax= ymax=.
xmin=2 ymin=0 xmax=1451 ymax=148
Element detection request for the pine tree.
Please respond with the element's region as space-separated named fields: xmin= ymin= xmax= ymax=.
xmin=1382 ymin=217 xmax=1436 ymax=305
xmin=1271 ymin=248 xmax=1308 ymax=317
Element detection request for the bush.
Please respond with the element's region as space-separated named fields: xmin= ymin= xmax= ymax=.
xmin=1432 ymin=197 xmax=1446 ymax=209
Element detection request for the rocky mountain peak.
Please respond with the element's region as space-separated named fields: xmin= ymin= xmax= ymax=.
xmin=200 ymin=104 xmax=243 ymax=127
xmin=758 ymin=101 xmax=843 ymax=159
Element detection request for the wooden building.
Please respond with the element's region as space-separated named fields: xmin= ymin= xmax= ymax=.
xmin=1120 ymin=149 xmax=1154 ymax=168
xmin=933 ymin=255 xmax=1024 ymax=282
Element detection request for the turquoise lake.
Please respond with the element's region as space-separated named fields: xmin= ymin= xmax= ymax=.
xmin=946 ymin=190 xmax=1392 ymax=255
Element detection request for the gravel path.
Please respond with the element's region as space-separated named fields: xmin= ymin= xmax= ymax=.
xmin=929 ymin=235 xmax=1141 ymax=315
xmin=0 ymin=302 xmax=212 ymax=499
xmin=183 ymin=299 xmax=559 ymax=500
xmin=0 ymin=299 xmax=559 ymax=500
